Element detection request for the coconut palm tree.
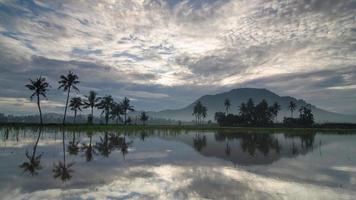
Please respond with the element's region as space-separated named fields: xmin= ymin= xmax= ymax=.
xmin=121 ymin=97 xmax=134 ymax=125
xmin=97 ymin=95 xmax=114 ymax=125
xmin=69 ymin=97 xmax=83 ymax=124
xmin=201 ymin=106 xmax=208 ymax=124
xmin=271 ymin=102 xmax=281 ymax=122
xmin=288 ymin=101 xmax=297 ymax=118
xmin=110 ymin=102 xmax=124 ymax=124
xmin=25 ymin=76 xmax=50 ymax=125
xmin=224 ymin=98 xmax=231 ymax=115
xmin=58 ymin=71 xmax=80 ymax=125
xmin=139 ymin=112 xmax=149 ymax=125
xmin=83 ymin=90 xmax=100 ymax=124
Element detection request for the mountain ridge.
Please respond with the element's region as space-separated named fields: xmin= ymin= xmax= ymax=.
xmin=151 ymin=88 xmax=356 ymax=123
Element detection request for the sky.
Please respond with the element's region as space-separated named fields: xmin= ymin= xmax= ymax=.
xmin=0 ymin=0 xmax=355 ymax=115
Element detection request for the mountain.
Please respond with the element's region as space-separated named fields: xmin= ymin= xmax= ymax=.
xmin=150 ymin=88 xmax=356 ymax=123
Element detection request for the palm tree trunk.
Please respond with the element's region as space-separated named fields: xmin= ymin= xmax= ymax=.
xmin=37 ymin=94 xmax=43 ymax=125
xmin=73 ymin=110 xmax=77 ymax=124
xmin=91 ymin=106 xmax=94 ymax=124
xmin=63 ymin=87 xmax=71 ymax=125
xmin=116 ymin=117 xmax=119 ymax=125
xmin=124 ymin=112 xmax=127 ymax=125
xmin=33 ymin=128 xmax=42 ymax=156
xmin=62 ymin=131 xmax=66 ymax=165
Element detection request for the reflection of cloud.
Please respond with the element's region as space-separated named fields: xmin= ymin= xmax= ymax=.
xmin=3 ymin=165 xmax=355 ymax=200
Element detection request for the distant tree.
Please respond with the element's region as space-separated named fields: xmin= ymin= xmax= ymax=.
xmin=121 ymin=97 xmax=134 ymax=125
xmin=214 ymin=112 xmax=226 ymax=126
xmin=83 ymin=91 xmax=100 ymax=124
xmin=201 ymin=105 xmax=208 ymax=124
xmin=140 ymin=112 xmax=149 ymax=125
xmin=25 ymin=76 xmax=50 ymax=125
xmin=299 ymin=105 xmax=314 ymax=126
xmin=126 ymin=116 xmax=132 ymax=125
xmin=58 ymin=71 xmax=79 ymax=125
xmin=110 ymin=102 xmax=124 ymax=125
xmin=255 ymin=99 xmax=272 ymax=125
xmin=97 ymin=95 xmax=114 ymax=125
xmin=224 ymin=98 xmax=231 ymax=115
xmin=288 ymin=101 xmax=297 ymax=118
xmin=192 ymin=101 xmax=207 ymax=125
xmin=270 ymin=102 xmax=281 ymax=122
xmin=69 ymin=97 xmax=83 ymax=124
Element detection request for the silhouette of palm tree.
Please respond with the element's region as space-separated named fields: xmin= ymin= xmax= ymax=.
xmin=121 ymin=97 xmax=134 ymax=125
xmin=83 ymin=90 xmax=100 ymax=124
xmin=224 ymin=99 xmax=231 ymax=115
xmin=69 ymin=97 xmax=83 ymax=124
xmin=25 ymin=77 xmax=50 ymax=125
xmin=139 ymin=112 xmax=149 ymax=126
xmin=53 ymin=131 xmax=75 ymax=182
xmin=58 ymin=71 xmax=79 ymax=125
xmin=110 ymin=102 xmax=124 ymax=124
xmin=97 ymin=95 xmax=114 ymax=125
xmin=19 ymin=128 xmax=43 ymax=175
xmin=271 ymin=102 xmax=281 ymax=122
xmin=289 ymin=101 xmax=297 ymax=118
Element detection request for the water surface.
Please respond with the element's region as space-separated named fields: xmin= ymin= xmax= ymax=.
xmin=0 ymin=127 xmax=355 ymax=199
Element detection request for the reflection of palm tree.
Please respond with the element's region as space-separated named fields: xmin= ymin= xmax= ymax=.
xmin=81 ymin=132 xmax=95 ymax=162
xmin=25 ymin=77 xmax=50 ymax=125
xmin=58 ymin=71 xmax=80 ymax=125
xmin=67 ymin=132 xmax=80 ymax=155
xmin=108 ymin=134 xmax=132 ymax=159
xmin=120 ymin=136 xmax=131 ymax=159
xmin=193 ymin=133 xmax=207 ymax=152
xmin=19 ymin=128 xmax=43 ymax=175
xmin=225 ymin=143 xmax=231 ymax=156
xmin=140 ymin=131 xmax=147 ymax=141
xmin=53 ymin=131 xmax=74 ymax=182
xmin=96 ymin=132 xmax=112 ymax=157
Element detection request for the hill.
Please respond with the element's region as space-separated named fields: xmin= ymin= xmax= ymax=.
xmin=150 ymin=88 xmax=356 ymax=123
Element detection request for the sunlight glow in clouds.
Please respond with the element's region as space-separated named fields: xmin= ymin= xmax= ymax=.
xmin=0 ymin=0 xmax=355 ymax=113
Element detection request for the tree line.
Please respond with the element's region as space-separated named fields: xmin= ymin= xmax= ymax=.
xmin=214 ymin=98 xmax=314 ymax=127
xmin=25 ymin=71 xmax=149 ymax=125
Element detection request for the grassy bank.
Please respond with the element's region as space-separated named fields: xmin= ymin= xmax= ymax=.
xmin=1 ymin=123 xmax=356 ymax=134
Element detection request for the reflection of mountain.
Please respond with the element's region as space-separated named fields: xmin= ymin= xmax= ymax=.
xmin=177 ymin=132 xmax=316 ymax=166
xmin=150 ymin=88 xmax=356 ymax=123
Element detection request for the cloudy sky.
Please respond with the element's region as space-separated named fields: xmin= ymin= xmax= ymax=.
xmin=0 ymin=0 xmax=355 ymax=115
